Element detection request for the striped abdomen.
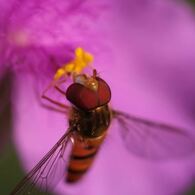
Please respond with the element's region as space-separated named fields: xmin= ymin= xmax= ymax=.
xmin=66 ymin=133 xmax=107 ymax=183
xmin=67 ymin=105 xmax=111 ymax=182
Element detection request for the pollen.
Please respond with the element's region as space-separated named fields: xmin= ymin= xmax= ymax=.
xmin=53 ymin=68 xmax=66 ymax=80
xmin=53 ymin=47 xmax=93 ymax=81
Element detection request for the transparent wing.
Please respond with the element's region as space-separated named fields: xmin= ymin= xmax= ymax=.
xmin=113 ymin=110 xmax=195 ymax=160
xmin=11 ymin=130 xmax=73 ymax=195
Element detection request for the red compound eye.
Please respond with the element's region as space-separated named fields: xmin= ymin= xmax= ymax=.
xmin=66 ymin=77 xmax=111 ymax=110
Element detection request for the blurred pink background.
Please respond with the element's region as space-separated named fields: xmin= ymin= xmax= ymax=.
xmin=1 ymin=0 xmax=195 ymax=195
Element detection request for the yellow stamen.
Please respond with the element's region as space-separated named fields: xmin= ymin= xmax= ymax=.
xmin=53 ymin=47 xmax=93 ymax=81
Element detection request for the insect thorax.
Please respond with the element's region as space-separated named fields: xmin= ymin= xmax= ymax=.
xmin=69 ymin=105 xmax=111 ymax=138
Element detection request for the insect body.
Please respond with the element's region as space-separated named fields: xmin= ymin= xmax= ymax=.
xmin=67 ymin=106 xmax=110 ymax=182
xmin=11 ymin=48 xmax=195 ymax=194
xmin=66 ymin=74 xmax=111 ymax=182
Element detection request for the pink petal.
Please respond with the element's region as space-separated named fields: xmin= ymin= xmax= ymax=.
xmin=5 ymin=0 xmax=195 ymax=195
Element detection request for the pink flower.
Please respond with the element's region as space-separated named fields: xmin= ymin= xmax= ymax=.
xmin=1 ymin=0 xmax=195 ymax=195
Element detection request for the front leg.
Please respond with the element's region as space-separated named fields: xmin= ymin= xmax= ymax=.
xmin=41 ymin=94 xmax=69 ymax=110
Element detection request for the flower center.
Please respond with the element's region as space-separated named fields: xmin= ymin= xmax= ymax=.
xmin=53 ymin=47 xmax=93 ymax=81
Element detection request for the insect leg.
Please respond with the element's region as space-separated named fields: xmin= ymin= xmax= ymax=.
xmin=41 ymin=95 xmax=69 ymax=109
xmin=41 ymin=78 xmax=69 ymax=111
xmin=38 ymin=102 xmax=68 ymax=114
xmin=54 ymin=85 xmax=66 ymax=96
xmin=53 ymin=78 xmax=68 ymax=96
xmin=33 ymin=85 xmax=68 ymax=114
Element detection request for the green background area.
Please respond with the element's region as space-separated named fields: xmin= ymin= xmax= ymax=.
xmin=0 ymin=71 xmax=51 ymax=194
xmin=0 ymin=144 xmax=25 ymax=195
xmin=187 ymin=0 xmax=195 ymax=6
xmin=0 ymin=144 xmax=52 ymax=195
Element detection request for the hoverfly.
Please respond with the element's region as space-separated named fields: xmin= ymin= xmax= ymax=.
xmin=11 ymin=48 xmax=195 ymax=194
